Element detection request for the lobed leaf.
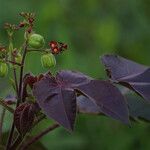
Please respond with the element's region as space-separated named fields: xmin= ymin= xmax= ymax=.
xmin=101 ymin=54 xmax=150 ymax=101
xmin=33 ymin=70 xmax=130 ymax=131
xmin=76 ymin=80 xmax=129 ymax=124
xmin=33 ymin=74 xmax=77 ymax=131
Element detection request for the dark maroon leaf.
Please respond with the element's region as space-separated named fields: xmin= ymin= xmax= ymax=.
xmin=76 ymin=80 xmax=129 ymax=124
xmin=22 ymin=73 xmax=44 ymax=101
xmin=14 ymin=103 xmax=35 ymax=135
xmin=22 ymin=73 xmax=37 ymax=101
xmin=23 ymin=73 xmax=38 ymax=88
xmin=33 ymin=74 xmax=77 ymax=131
xmin=101 ymin=54 xmax=150 ymax=101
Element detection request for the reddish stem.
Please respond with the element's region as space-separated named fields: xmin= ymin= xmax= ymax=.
xmin=0 ymin=108 xmax=6 ymax=143
xmin=6 ymin=60 xmax=22 ymax=66
xmin=18 ymin=40 xmax=28 ymax=106
xmin=20 ymin=123 xmax=59 ymax=150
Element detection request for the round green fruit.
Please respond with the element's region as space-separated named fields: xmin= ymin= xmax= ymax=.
xmin=41 ymin=53 xmax=56 ymax=68
xmin=0 ymin=63 xmax=8 ymax=77
xmin=28 ymin=34 xmax=45 ymax=49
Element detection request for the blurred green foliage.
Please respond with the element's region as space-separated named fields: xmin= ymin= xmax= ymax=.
xmin=0 ymin=0 xmax=150 ymax=150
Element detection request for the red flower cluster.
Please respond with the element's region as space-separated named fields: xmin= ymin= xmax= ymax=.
xmin=18 ymin=12 xmax=35 ymax=33
xmin=49 ymin=41 xmax=67 ymax=54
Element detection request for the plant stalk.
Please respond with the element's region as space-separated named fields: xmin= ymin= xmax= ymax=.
xmin=17 ymin=40 xmax=28 ymax=106
xmin=0 ymin=108 xmax=6 ymax=143
xmin=20 ymin=123 xmax=59 ymax=150
xmin=0 ymin=99 xmax=14 ymax=113
xmin=13 ymin=68 xmax=19 ymax=97
xmin=6 ymin=60 xmax=22 ymax=66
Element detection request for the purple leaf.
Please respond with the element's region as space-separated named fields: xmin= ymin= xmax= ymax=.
xmin=78 ymin=94 xmax=150 ymax=122
xmin=14 ymin=103 xmax=35 ymax=135
xmin=33 ymin=70 xmax=130 ymax=129
xmin=77 ymin=96 xmax=101 ymax=115
xmin=101 ymin=54 xmax=148 ymax=80
xmin=56 ymin=70 xmax=91 ymax=88
xmin=76 ymin=80 xmax=129 ymax=124
xmin=127 ymin=94 xmax=150 ymax=121
xmin=101 ymin=54 xmax=150 ymax=101
xmin=33 ymin=74 xmax=77 ymax=131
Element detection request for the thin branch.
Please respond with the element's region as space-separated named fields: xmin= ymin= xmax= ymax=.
xmin=6 ymin=60 xmax=22 ymax=66
xmin=18 ymin=40 xmax=28 ymax=106
xmin=13 ymin=68 xmax=19 ymax=97
xmin=0 ymin=58 xmax=22 ymax=66
xmin=0 ymin=99 xmax=14 ymax=113
xmin=6 ymin=123 xmax=15 ymax=150
xmin=32 ymin=114 xmax=46 ymax=128
xmin=20 ymin=123 xmax=60 ymax=150
xmin=0 ymin=108 xmax=6 ymax=143
xmin=27 ymin=49 xmax=48 ymax=53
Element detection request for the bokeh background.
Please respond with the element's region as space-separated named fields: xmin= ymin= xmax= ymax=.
xmin=0 ymin=0 xmax=150 ymax=150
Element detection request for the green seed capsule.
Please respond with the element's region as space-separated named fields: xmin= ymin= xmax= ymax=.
xmin=41 ymin=53 xmax=56 ymax=68
xmin=28 ymin=34 xmax=45 ymax=49
xmin=15 ymin=53 xmax=22 ymax=64
xmin=0 ymin=63 xmax=8 ymax=77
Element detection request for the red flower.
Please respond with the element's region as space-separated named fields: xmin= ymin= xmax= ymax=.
xmin=49 ymin=41 xmax=67 ymax=54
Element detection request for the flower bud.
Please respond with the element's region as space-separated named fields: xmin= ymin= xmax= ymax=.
xmin=28 ymin=34 xmax=45 ymax=49
xmin=0 ymin=62 xmax=8 ymax=77
xmin=41 ymin=53 xmax=56 ymax=69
